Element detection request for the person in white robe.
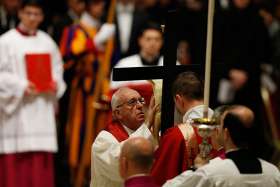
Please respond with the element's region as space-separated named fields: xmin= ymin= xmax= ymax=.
xmin=0 ymin=1 xmax=66 ymax=187
xmin=163 ymin=105 xmax=280 ymax=187
xmin=90 ymin=87 xmax=158 ymax=187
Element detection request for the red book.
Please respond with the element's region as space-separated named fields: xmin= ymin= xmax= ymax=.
xmin=25 ymin=53 xmax=54 ymax=92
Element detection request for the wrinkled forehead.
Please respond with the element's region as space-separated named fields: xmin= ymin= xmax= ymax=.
xmin=116 ymin=88 xmax=140 ymax=101
xmin=121 ymin=89 xmax=141 ymax=101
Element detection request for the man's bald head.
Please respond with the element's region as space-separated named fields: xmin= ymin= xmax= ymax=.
xmin=222 ymin=105 xmax=254 ymax=148
xmin=119 ymin=137 xmax=154 ymax=179
xmin=122 ymin=137 xmax=154 ymax=169
xmin=229 ymin=105 xmax=254 ymax=128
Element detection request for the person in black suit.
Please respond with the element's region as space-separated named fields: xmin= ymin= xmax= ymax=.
xmin=211 ymin=0 xmax=273 ymax=160
xmin=115 ymin=0 xmax=148 ymax=58
xmin=0 ymin=0 xmax=21 ymax=35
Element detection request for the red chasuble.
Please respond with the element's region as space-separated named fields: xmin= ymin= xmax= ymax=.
xmin=151 ymin=126 xmax=207 ymax=186
xmin=105 ymin=121 xmax=129 ymax=142
xmin=25 ymin=53 xmax=54 ymax=92
xmin=151 ymin=127 xmax=189 ymax=185
xmin=151 ymin=125 xmax=217 ymax=185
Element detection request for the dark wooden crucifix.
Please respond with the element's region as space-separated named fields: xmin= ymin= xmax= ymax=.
xmin=112 ymin=10 xmax=221 ymax=133
xmin=113 ymin=11 xmax=201 ymax=133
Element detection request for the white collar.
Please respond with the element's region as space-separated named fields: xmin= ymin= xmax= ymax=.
xmin=80 ymin=12 xmax=100 ymax=28
xmin=182 ymin=105 xmax=213 ymax=123
xmin=122 ymin=125 xmax=134 ymax=135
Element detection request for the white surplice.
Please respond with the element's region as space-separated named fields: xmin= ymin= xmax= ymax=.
xmin=0 ymin=29 xmax=66 ymax=153
xmin=163 ymin=157 xmax=280 ymax=187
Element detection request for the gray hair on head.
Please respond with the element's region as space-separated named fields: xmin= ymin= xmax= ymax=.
xmin=111 ymin=87 xmax=133 ymax=111
xmin=111 ymin=91 xmax=119 ymax=111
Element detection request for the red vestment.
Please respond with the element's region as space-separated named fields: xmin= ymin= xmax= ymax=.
xmin=151 ymin=126 xmax=212 ymax=186
xmin=0 ymin=152 xmax=54 ymax=187
xmin=105 ymin=121 xmax=129 ymax=142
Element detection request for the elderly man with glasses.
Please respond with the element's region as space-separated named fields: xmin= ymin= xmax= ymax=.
xmin=90 ymin=87 xmax=158 ymax=187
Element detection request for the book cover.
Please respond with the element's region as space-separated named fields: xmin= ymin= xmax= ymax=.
xmin=25 ymin=53 xmax=54 ymax=92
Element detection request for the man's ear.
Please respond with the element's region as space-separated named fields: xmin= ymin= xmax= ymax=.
xmin=138 ymin=36 xmax=143 ymax=48
xmin=113 ymin=109 xmax=121 ymax=118
xmin=175 ymin=94 xmax=181 ymax=103
xmin=212 ymin=127 xmax=219 ymax=138
xmin=121 ymin=156 xmax=128 ymax=173
xmin=224 ymin=128 xmax=230 ymax=141
xmin=119 ymin=156 xmax=127 ymax=178
xmin=175 ymin=94 xmax=184 ymax=107
xmin=18 ymin=9 xmax=23 ymax=20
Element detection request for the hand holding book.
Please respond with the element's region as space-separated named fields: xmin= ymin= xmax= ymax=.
xmin=24 ymin=81 xmax=57 ymax=96
xmin=24 ymin=81 xmax=37 ymax=96
xmin=25 ymin=53 xmax=54 ymax=93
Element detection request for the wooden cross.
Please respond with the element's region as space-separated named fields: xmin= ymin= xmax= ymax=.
xmin=112 ymin=11 xmax=205 ymax=133
xmin=113 ymin=5 xmax=222 ymax=133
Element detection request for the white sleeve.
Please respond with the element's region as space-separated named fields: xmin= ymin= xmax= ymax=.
xmin=51 ymin=43 xmax=66 ymax=99
xmin=91 ymin=125 xmax=153 ymax=182
xmin=0 ymin=41 xmax=28 ymax=114
xmin=163 ymin=170 xmax=213 ymax=187
xmin=92 ymin=131 xmax=124 ymax=182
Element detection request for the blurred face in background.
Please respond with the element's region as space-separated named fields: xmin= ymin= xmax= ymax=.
xmin=68 ymin=0 xmax=85 ymax=17
xmin=143 ymin=0 xmax=157 ymax=7
xmin=88 ymin=1 xmax=105 ymax=19
xmin=233 ymin=0 xmax=250 ymax=9
xmin=3 ymin=0 xmax=21 ymax=14
xmin=159 ymin=0 xmax=171 ymax=6
xmin=18 ymin=5 xmax=44 ymax=31
xmin=177 ymin=40 xmax=191 ymax=65
xmin=139 ymin=29 xmax=163 ymax=58
xmin=185 ymin=0 xmax=204 ymax=11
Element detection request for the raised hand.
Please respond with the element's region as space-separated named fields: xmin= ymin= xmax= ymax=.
xmin=94 ymin=23 xmax=116 ymax=50
xmin=146 ymin=95 xmax=160 ymax=130
xmin=24 ymin=81 xmax=37 ymax=96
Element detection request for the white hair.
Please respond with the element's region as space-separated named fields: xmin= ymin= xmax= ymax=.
xmin=111 ymin=91 xmax=120 ymax=111
xmin=111 ymin=87 xmax=133 ymax=111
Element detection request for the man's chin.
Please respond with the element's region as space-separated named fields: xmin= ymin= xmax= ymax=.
xmin=137 ymin=118 xmax=145 ymax=124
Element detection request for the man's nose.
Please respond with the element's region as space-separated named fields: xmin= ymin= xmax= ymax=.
xmin=135 ymin=101 xmax=144 ymax=108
